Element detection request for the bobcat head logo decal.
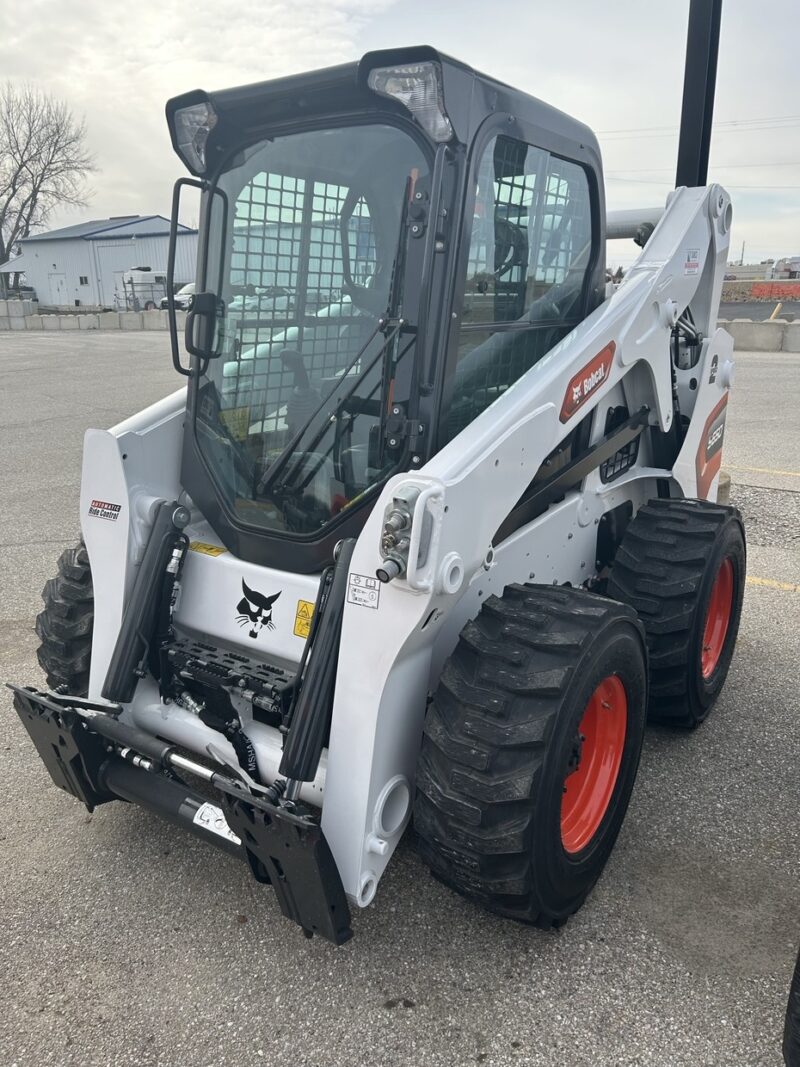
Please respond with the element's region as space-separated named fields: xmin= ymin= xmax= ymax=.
xmin=236 ymin=579 xmax=281 ymax=639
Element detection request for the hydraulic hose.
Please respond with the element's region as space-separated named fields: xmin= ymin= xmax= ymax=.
xmin=102 ymin=500 xmax=190 ymax=703
xmin=279 ymin=539 xmax=355 ymax=784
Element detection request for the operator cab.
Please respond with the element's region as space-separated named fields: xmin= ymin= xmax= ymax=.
xmin=166 ymin=46 xmax=605 ymax=572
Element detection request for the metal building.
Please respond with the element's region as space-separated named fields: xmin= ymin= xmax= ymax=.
xmin=1 ymin=215 xmax=197 ymax=308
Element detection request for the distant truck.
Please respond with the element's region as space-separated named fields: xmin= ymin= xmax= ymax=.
xmin=116 ymin=268 xmax=191 ymax=312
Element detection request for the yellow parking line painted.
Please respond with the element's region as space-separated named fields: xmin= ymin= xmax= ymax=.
xmin=726 ymin=464 xmax=800 ymax=478
xmin=746 ymin=576 xmax=800 ymax=593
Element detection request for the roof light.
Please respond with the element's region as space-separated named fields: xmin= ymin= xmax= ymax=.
xmin=173 ymin=101 xmax=218 ymax=174
xmin=367 ymin=62 xmax=453 ymax=142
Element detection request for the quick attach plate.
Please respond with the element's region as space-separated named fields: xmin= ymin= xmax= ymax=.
xmin=225 ymin=795 xmax=353 ymax=945
xmin=8 ymin=685 xmax=117 ymax=811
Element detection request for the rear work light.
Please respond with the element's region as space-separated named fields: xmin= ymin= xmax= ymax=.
xmin=173 ymin=101 xmax=218 ymax=174
xmin=367 ymin=62 xmax=453 ymax=142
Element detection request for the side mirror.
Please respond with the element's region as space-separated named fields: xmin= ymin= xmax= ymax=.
xmin=167 ymin=175 xmax=229 ymax=376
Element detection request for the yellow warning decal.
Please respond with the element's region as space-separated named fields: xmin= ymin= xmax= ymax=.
xmin=294 ymin=599 xmax=315 ymax=639
xmin=189 ymin=540 xmax=226 ymax=557
xmin=219 ymin=405 xmax=251 ymax=441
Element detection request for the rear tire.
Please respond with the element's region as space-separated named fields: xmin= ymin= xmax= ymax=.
xmin=606 ymin=498 xmax=745 ymax=728
xmin=414 ymin=584 xmax=647 ymax=928
xmin=35 ymin=542 xmax=94 ymax=696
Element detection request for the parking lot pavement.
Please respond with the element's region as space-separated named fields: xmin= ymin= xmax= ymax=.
xmin=1 ymin=333 xmax=799 ymax=1067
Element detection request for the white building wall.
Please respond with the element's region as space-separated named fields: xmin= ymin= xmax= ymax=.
xmin=19 ymin=238 xmax=96 ymax=306
xmin=90 ymin=233 xmax=196 ymax=305
xmin=18 ymin=231 xmax=197 ymax=307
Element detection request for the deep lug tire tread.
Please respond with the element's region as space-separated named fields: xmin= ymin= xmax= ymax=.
xmin=35 ymin=542 xmax=94 ymax=696
xmin=606 ymin=498 xmax=745 ymax=728
xmin=414 ymin=584 xmax=647 ymax=928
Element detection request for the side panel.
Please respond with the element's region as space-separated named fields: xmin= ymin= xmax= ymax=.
xmin=81 ymin=389 xmax=186 ymax=698
xmin=672 ymin=327 xmax=734 ymax=500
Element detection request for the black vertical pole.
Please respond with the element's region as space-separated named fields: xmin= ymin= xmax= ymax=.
xmin=675 ymin=0 xmax=723 ymax=188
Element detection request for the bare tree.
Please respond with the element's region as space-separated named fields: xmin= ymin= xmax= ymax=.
xmin=0 ymin=84 xmax=94 ymax=293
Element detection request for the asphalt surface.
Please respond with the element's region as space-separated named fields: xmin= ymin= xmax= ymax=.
xmin=720 ymin=301 xmax=800 ymax=322
xmin=1 ymin=332 xmax=799 ymax=1067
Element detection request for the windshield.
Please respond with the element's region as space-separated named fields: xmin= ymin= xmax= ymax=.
xmin=195 ymin=123 xmax=429 ymax=537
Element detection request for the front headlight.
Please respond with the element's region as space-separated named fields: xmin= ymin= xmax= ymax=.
xmin=173 ymin=101 xmax=218 ymax=174
xmin=367 ymin=62 xmax=453 ymax=142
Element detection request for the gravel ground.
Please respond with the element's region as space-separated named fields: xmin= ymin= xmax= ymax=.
xmin=731 ymin=484 xmax=800 ymax=548
xmin=0 ymin=335 xmax=798 ymax=1067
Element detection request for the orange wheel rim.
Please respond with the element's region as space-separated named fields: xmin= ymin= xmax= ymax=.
xmin=701 ymin=557 xmax=734 ymax=679
xmin=561 ymin=675 xmax=627 ymax=854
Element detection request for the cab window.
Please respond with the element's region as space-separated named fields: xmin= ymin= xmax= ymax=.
xmin=444 ymin=134 xmax=593 ymax=440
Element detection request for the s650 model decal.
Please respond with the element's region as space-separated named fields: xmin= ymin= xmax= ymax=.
xmin=559 ymin=342 xmax=616 ymax=423
xmin=696 ymin=393 xmax=728 ymax=499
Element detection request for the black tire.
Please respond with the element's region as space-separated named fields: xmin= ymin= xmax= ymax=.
xmin=414 ymin=584 xmax=648 ymax=928
xmin=144 ymin=300 xmax=156 ymax=311
xmin=35 ymin=542 xmax=94 ymax=696
xmin=785 ymin=945 xmax=800 ymax=1066
xmin=606 ymin=498 xmax=745 ymax=728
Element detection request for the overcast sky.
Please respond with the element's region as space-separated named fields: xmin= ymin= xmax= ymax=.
xmin=2 ymin=0 xmax=798 ymax=266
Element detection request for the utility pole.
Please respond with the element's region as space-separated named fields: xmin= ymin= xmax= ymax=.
xmin=675 ymin=0 xmax=723 ymax=188
xmin=740 ymin=241 xmax=745 ymax=265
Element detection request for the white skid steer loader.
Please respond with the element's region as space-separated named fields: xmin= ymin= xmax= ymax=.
xmin=11 ymin=3 xmax=745 ymax=945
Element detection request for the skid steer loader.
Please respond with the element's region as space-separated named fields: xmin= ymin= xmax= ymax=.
xmin=11 ymin=7 xmax=746 ymax=946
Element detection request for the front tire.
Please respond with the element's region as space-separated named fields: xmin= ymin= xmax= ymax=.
xmin=606 ymin=498 xmax=745 ymax=728
xmin=785 ymin=945 xmax=800 ymax=1066
xmin=35 ymin=542 xmax=94 ymax=696
xmin=414 ymin=584 xmax=647 ymax=928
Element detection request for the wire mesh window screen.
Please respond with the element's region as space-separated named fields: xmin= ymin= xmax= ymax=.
xmin=461 ymin=136 xmax=591 ymax=326
xmin=445 ymin=135 xmax=594 ymax=442
xmin=222 ymin=171 xmax=379 ymax=432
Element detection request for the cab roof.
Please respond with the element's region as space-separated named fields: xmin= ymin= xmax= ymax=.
xmin=166 ymin=45 xmax=600 ymax=177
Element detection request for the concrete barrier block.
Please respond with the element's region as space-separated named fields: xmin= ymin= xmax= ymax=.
xmin=119 ymin=311 xmax=143 ymax=330
xmin=0 ymin=316 xmax=10 ymax=330
xmin=143 ymin=309 xmax=167 ymax=330
xmin=59 ymin=316 xmax=79 ymax=331
xmin=783 ymin=323 xmax=800 ymax=352
xmin=78 ymin=314 xmax=100 ymax=330
xmin=9 ymin=314 xmax=26 ymax=330
xmin=175 ymin=310 xmax=187 ymax=332
xmin=7 ymin=300 xmax=26 ymax=318
xmin=42 ymin=315 xmax=61 ymax=331
xmin=98 ymin=312 xmax=120 ymax=329
xmin=0 ymin=300 xmax=7 ymax=316
xmin=25 ymin=314 xmax=43 ymax=330
xmin=728 ymin=319 xmax=784 ymax=351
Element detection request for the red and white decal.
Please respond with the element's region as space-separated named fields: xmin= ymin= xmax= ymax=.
xmin=88 ymin=498 xmax=122 ymax=521
xmin=695 ymin=393 xmax=728 ymax=499
xmin=559 ymin=342 xmax=616 ymax=423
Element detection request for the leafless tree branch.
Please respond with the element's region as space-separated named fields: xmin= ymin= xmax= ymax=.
xmin=0 ymin=83 xmax=95 ymax=292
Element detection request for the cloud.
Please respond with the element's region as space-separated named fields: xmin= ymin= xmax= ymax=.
xmin=0 ymin=0 xmax=397 ymax=225
xmin=2 ymin=0 xmax=798 ymax=267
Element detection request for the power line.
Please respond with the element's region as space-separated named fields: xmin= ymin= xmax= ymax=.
xmin=607 ymin=161 xmax=800 ymax=174
xmin=606 ymin=176 xmax=800 ymax=189
xmin=598 ymin=115 xmax=800 ymax=138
